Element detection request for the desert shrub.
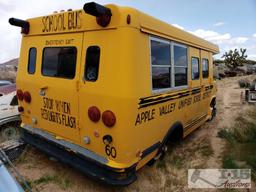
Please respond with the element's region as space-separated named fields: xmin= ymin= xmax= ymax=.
xmin=225 ymin=71 xmax=237 ymax=77
xmin=219 ymin=111 xmax=256 ymax=181
xmin=238 ymin=78 xmax=250 ymax=88
xmin=219 ymin=73 xmax=226 ymax=78
xmin=0 ymin=70 xmax=16 ymax=82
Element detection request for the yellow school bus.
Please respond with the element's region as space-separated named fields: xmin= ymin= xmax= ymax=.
xmin=10 ymin=2 xmax=219 ymax=185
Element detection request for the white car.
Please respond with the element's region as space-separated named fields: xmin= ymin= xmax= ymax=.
xmin=0 ymin=80 xmax=12 ymax=87
xmin=0 ymin=85 xmax=20 ymax=142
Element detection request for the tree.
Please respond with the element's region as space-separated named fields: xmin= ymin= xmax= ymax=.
xmin=222 ymin=48 xmax=247 ymax=69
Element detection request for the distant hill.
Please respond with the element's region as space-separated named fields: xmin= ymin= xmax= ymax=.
xmin=0 ymin=58 xmax=18 ymax=82
xmin=0 ymin=58 xmax=18 ymax=68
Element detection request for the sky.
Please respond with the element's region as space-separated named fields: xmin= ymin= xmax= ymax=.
xmin=0 ymin=0 xmax=256 ymax=63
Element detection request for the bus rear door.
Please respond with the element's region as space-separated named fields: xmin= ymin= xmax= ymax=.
xmin=25 ymin=33 xmax=83 ymax=144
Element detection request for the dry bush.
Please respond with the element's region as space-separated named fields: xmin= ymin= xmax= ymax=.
xmin=238 ymin=78 xmax=250 ymax=88
xmin=0 ymin=70 xmax=16 ymax=82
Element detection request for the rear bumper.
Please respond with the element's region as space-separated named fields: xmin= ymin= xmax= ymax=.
xmin=20 ymin=126 xmax=137 ymax=186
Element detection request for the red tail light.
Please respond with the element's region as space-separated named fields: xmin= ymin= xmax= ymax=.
xmin=88 ymin=106 xmax=101 ymax=122
xmin=17 ymin=89 xmax=24 ymax=101
xmin=18 ymin=106 xmax=24 ymax=112
xmin=102 ymin=110 xmax=116 ymax=127
xmin=23 ymin=91 xmax=31 ymax=103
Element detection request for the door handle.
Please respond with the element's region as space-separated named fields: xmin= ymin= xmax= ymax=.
xmin=39 ymin=86 xmax=48 ymax=96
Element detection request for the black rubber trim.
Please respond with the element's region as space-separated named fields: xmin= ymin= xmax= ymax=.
xmin=138 ymin=87 xmax=207 ymax=109
xmin=139 ymin=91 xmax=190 ymax=109
xmin=191 ymin=87 xmax=201 ymax=95
xmin=141 ymin=142 xmax=161 ymax=159
xmin=205 ymin=85 xmax=214 ymax=91
xmin=184 ymin=114 xmax=207 ymax=130
xmin=21 ymin=129 xmax=137 ymax=186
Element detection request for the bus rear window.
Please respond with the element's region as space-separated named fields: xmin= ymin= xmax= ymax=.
xmin=42 ymin=47 xmax=77 ymax=79
xmin=28 ymin=47 xmax=36 ymax=74
xmin=85 ymin=46 xmax=100 ymax=82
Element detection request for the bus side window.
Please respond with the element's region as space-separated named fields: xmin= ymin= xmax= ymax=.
xmin=202 ymin=58 xmax=209 ymax=78
xmin=28 ymin=47 xmax=37 ymax=74
xmin=85 ymin=46 xmax=100 ymax=82
xmin=174 ymin=45 xmax=188 ymax=86
xmin=151 ymin=39 xmax=171 ymax=90
xmin=191 ymin=57 xmax=200 ymax=80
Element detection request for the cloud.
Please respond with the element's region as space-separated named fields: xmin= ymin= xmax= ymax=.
xmin=213 ymin=22 xmax=225 ymax=27
xmin=190 ymin=28 xmax=253 ymax=60
xmin=0 ymin=1 xmax=255 ymax=63
xmin=0 ymin=0 xmax=127 ymax=63
xmin=190 ymin=29 xmax=248 ymax=46
xmin=189 ymin=29 xmax=231 ymax=43
xmin=172 ymin=23 xmax=184 ymax=30
xmin=226 ymin=37 xmax=248 ymax=45
xmin=0 ymin=0 xmax=86 ymax=63
xmin=247 ymin=55 xmax=256 ymax=60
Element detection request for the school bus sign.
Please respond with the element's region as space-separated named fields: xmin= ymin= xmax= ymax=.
xmin=42 ymin=10 xmax=82 ymax=32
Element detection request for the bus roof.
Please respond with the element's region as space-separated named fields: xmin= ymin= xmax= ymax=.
xmin=24 ymin=4 xmax=219 ymax=54
xmin=137 ymin=10 xmax=219 ymax=54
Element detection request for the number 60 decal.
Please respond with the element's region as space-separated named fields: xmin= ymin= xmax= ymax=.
xmin=105 ymin=145 xmax=117 ymax=158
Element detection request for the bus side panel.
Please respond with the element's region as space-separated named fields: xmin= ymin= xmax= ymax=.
xmin=79 ymin=28 xmax=149 ymax=167
xmin=78 ymin=27 xmax=190 ymax=168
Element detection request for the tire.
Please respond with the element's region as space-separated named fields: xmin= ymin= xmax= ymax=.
xmin=147 ymin=145 xmax=168 ymax=166
xmin=208 ymin=104 xmax=217 ymax=121
xmin=0 ymin=121 xmax=21 ymax=142
xmin=147 ymin=124 xmax=182 ymax=166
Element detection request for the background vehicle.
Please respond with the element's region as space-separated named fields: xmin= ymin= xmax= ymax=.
xmin=245 ymin=82 xmax=256 ymax=103
xmin=0 ymin=160 xmax=24 ymax=192
xmin=0 ymin=142 xmax=30 ymax=192
xmin=0 ymin=80 xmax=12 ymax=87
xmin=0 ymin=84 xmax=20 ymax=142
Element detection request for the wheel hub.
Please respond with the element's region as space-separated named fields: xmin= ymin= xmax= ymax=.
xmin=1 ymin=126 xmax=19 ymax=142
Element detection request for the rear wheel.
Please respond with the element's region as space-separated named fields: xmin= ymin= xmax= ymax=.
xmin=208 ymin=101 xmax=217 ymax=121
xmin=0 ymin=121 xmax=21 ymax=142
xmin=146 ymin=145 xmax=168 ymax=166
xmin=147 ymin=125 xmax=183 ymax=166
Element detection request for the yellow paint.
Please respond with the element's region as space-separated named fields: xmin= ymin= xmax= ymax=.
xmin=16 ymin=3 xmax=219 ymax=171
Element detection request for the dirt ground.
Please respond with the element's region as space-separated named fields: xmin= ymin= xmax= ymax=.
xmin=10 ymin=75 xmax=256 ymax=192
